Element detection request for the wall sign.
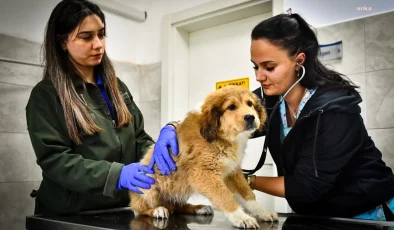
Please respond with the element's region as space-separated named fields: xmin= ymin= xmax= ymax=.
xmin=319 ymin=41 xmax=343 ymax=61
xmin=216 ymin=77 xmax=249 ymax=90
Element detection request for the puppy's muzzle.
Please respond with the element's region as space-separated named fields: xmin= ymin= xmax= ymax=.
xmin=244 ymin=114 xmax=256 ymax=130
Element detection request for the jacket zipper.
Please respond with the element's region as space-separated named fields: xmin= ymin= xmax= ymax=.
xmin=112 ymin=119 xmax=124 ymax=163
xmin=94 ymin=86 xmax=124 ymax=163
xmin=279 ymin=106 xmax=325 ymax=173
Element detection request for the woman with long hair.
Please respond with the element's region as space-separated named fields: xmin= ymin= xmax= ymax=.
xmin=26 ymin=0 xmax=177 ymax=215
xmin=245 ymin=13 xmax=394 ymax=221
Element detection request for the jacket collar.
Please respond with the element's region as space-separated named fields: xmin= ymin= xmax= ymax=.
xmin=71 ymin=74 xmax=104 ymax=88
xmin=255 ymin=86 xmax=362 ymax=118
xmin=71 ymin=75 xmax=85 ymax=88
xmin=298 ymin=86 xmax=362 ymax=118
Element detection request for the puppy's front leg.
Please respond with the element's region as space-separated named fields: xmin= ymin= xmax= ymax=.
xmin=191 ymin=173 xmax=259 ymax=229
xmin=224 ymin=168 xmax=278 ymax=222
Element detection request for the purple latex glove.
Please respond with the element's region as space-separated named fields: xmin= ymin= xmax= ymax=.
xmin=149 ymin=125 xmax=179 ymax=175
xmin=117 ymin=163 xmax=155 ymax=194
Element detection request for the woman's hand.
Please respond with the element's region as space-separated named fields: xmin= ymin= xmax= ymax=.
xmin=117 ymin=163 xmax=155 ymax=194
xmin=149 ymin=124 xmax=179 ymax=175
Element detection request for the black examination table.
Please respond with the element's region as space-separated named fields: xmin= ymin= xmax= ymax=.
xmin=25 ymin=207 xmax=394 ymax=230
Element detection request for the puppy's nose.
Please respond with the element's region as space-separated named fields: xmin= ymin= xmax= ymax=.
xmin=244 ymin=114 xmax=255 ymax=123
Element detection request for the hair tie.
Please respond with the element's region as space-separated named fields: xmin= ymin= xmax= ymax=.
xmin=286 ymin=8 xmax=292 ymax=15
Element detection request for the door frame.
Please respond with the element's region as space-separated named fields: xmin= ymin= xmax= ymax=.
xmin=161 ymin=0 xmax=285 ymax=125
xmin=160 ymin=0 xmax=290 ymax=213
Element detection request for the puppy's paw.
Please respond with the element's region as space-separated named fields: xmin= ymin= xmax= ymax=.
xmin=225 ymin=207 xmax=259 ymax=229
xmin=153 ymin=206 xmax=169 ymax=219
xmin=252 ymin=209 xmax=278 ymax=222
xmin=153 ymin=218 xmax=169 ymax=229
xmin=244 ymin=200 xmax=278 ymax=222
xmin=270 ymin=211 xmax=279 ymax=221
xmin=195 ymin=205 xmax=214 ymax=215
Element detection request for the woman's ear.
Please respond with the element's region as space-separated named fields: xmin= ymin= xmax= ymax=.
xmin=295 ymin=52 xmax=306 ymax=70
xmin=62 ymin=43 xmax=67 ymax=51
xmin=59 ymin=37 xmax=67 ymax=51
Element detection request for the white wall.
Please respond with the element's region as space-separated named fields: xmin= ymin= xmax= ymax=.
xmin=2 ymin=0 xmax=393 ymax=64
xmin=0 ymin=0 xmax=214 ymax=64
xmin=286 ymin=0 xmax=394 ymax=27
xmin=113 ymin=0 xmax=215 ymax=63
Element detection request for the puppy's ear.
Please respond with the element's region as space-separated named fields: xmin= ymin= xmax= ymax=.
xmin=200 ymin=107 xmax=220 ymax=143
xmin=253 ymin=95 xmax=267 ymax=131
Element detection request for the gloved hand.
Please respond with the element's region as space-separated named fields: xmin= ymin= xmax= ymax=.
xmin=149 ymin=125 xmax=179 ymax=175
xmin=117 ymin=163 xmax=155 ymax=194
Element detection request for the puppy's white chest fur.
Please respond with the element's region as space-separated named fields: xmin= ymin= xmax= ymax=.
xmin=220 ymin=132 xmax=250 ymax=176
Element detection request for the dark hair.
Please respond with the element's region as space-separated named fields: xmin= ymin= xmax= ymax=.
xmin=251 ymin=13 xmax=358 ymax=91
xmin=43 ymin=0 xmax=131 ymax=144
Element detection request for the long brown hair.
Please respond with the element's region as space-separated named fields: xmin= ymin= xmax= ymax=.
xmin=43 ymin=0 xmax=131 ymax=144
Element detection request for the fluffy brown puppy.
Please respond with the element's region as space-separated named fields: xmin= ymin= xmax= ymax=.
xmin=129 ymin=85 xmax=278 ymax=228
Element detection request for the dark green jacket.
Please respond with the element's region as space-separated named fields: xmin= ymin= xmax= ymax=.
xmin=26 ymin=77 xmax=154 ymax=215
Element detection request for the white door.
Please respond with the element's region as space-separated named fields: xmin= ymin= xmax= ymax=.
xmin=186 ymin=13 xmax=290 ymax=213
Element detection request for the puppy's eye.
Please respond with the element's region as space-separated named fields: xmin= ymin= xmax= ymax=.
xmin=228 ymin=104 xmax=236 ymax=111
xmin=247 ymin=101 xmax=253 ymax=107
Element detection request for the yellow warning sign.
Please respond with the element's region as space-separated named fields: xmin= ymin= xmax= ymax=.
xmin=216 ymin=77 xmax=249 ymax=90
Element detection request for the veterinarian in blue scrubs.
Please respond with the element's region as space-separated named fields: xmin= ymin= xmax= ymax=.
xmin=243 ymin=13 xmax=394 ymax=221
xmin=26 ymin=0 xmax=178 ymax=215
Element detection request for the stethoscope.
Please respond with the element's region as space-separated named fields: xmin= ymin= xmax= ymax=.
xmin=242 ymin=63 xmax=306 ymax=175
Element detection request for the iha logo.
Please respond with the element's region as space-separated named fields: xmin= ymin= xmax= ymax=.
xmin=357 ymin=6 xmax=372 ymax=11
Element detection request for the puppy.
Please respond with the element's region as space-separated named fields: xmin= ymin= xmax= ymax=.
xmin=129 ymin=85 xmax=278 ymax=228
